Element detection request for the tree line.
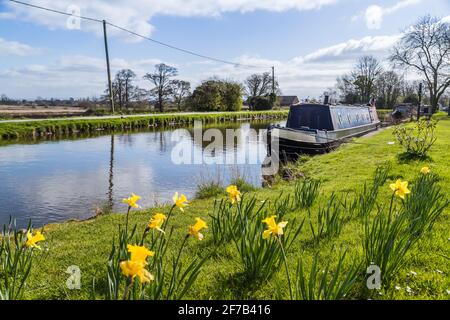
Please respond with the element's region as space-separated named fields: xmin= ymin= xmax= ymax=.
xmin=334 ymin=16 xmax=450 ymax=113
xmin=105 ymin=64 xmax=281 ymax=113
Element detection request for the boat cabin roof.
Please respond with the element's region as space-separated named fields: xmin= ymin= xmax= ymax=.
xmin=287 ymin=104 xmax=333 ymax=130
xmin=286 ymin=103 xmax=373 ymax=131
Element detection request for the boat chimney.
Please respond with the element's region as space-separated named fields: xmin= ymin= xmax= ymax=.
xmin=324 ymin=95 xmax=330 ymax=105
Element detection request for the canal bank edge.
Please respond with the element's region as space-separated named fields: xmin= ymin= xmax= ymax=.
xmin=0 ymin=110 xmax=289 ymax=140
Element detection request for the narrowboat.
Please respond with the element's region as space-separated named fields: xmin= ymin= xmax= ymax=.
xmin=267 ymin=100 xmax=380 ymax=157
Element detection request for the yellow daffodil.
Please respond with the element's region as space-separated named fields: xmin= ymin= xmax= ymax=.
xmin=122 ymin=193 xmax=141 ymax=209
xmin=188 ymin=218 xmax=208 ymax=241
xmin=262 ymin=215 xmax=288 ymax=239
xmin=25 ymin=231 xmax=45 ymax=249
xmin=148 ymin=213 xmax=166 ymax=233
xmin=226 ymin=185 xmax=241 ymax=204
xmin=420 ymin=166 xmax=430 ymax=174
xmin=120 ymin=260 xmax=154 ymax=284
xmin=389 ymin=179 xmax=411 ymax=199
xmin=173 ymin=192 xmax=188 ymax=211
xmin=127 ymin=244 xmax=154 ymax=263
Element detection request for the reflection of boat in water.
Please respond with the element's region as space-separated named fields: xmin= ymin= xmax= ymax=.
xmin=267 ymin=98 xmax=380 ymax=157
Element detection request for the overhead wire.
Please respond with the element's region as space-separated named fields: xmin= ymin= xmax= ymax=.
xmin=7 ymin=0 xmax=271 ymax=70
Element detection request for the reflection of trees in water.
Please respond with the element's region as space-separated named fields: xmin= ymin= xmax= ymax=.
xmin=147 ymin=131 xmax=168 ymax=153
xmin=117 ymin=133 xmax=135 ymax=147
xmin=188 ymin=122 xmax=272 ymax=165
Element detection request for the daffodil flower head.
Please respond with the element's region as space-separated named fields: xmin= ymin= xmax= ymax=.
xmin=389 ymin=179 xmax=411 ymax=199
xmin=120 ymin=260 xmax=154 ymax=284
xmin=122 ymin=193 xmax=141 ymax=209
xmin=420 ymin=166 xmax=430 ymax=174
xmin=173 ymin=192 xmax=188 ymax=211
xmin=148 ymin=213 xmax=166 ymax=233
xmin=25 ymin=230 xmax=45 ymax=249
xmin=188 ymin=218 xmax=208 ymax=241
xmin=226 ymin=185 xmax=241 ymax=204
xmin=127 ymin=244 xmax=154 ymax=263
xmin=262 ymin=215 xmax=288 ymax=239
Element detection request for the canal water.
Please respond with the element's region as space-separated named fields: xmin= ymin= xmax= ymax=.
xmin=0 ymin=120 xmax=284 ymax=227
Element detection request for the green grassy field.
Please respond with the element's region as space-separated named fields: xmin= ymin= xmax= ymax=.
xmin=17 ymin=114 xmax=450 ymax=300
xmin=0 ymin=110 xmax=288 ymax=140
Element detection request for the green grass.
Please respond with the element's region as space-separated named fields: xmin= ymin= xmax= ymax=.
xmin=17 ymin=115 xmax=450 ymax=300
xmin=0 ymin=110 xmax=288 ymax=140
xmin=195 ymin=181 xmax=225 ymax=199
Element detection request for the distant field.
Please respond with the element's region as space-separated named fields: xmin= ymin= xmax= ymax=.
xmin=0 ymin=105 xmax=88 ymax=118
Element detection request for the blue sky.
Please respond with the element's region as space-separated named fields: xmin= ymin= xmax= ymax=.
xmin=0 ymin=0 xmax=449 ymax=99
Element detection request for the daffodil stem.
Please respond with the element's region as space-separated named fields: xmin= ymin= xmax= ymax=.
xmin=122 ymin=278 xmax=131 ymax=300
xmin=388 ymin=192 xmax=395 ymax=224
xmin=163 ymin=205 xmax=176 ymax=233
xmin=140 ymin=227 xmax=150 ymax=246
xmin=125 ymin=206 xmax=131 ymax=237
xmin=278 ymin=236 xmax=293 ymax=300
xmin=168 ymin=234 xmax=189 ymax=298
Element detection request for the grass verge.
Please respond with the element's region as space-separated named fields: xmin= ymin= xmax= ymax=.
xmin=12 ymin=115 xmax=450 ymax=300
xmin=0 ymin=110 xmax=288 ymax=140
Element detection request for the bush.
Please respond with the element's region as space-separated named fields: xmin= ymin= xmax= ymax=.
xmin=249 ymin=96 xmax=274 ymax=110
xmin=393 ymin=120 xmax=437 ymax=159
xmin=188 ymin=80 xmax=242 ymax=112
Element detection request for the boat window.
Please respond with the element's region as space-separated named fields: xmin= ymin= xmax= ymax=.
xmin=286 ymin=105 xmax=334 ymax=130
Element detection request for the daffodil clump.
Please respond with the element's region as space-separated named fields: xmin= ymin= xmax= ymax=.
xmin=1 ymin=224 xmax=46 ymax=300
xmin=210 ymin=185 xmax=247 ymax=245
xmin=364 ymin=166 xmax=448 ymax=289
xmin=235 ymin=197 xmax=304 ymax=282
xmin=106 ymin=191 xmax=208 ymax=300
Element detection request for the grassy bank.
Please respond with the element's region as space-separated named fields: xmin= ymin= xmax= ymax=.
xmin=18 ymin=115 xmax=449 ymax=300
xmin=0 ymin=110 xmax=288 ymax=140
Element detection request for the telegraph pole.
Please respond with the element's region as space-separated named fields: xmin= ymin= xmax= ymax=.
xmin=417 ymin=82 xmax=423 ymax=121
xmin=103 ymin=20 xmax=115 ymax=114
xmin=271 ymin=66 xmax=275 ymax=95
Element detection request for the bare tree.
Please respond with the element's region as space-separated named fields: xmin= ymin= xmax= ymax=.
xmin=336 ymin=74 xmax=359 ymax=104
xmin=351 ymin=55 xmax=383 ymax=103
xmin=171 ymin=80 xmax=191 ymax=111
xmin=144 ymin=64 xmax=178 ymax=112
xmin=118 ymin=69 xmax=136 ymax=106
xmin=376 ymin=70 xmax=404 ymax=109
xmin=244 ymin=72 xmax=279 ymax=109
xmin=391 ymin=16 xmax=450 ymax=112
xmin=112 ymin=69 xmax=137 ymax=110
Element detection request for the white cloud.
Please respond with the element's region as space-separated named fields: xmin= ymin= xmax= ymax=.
xmin=364 ymin=0 xmax=422 ymax=29
xmin=0 ymin=31 xmax=405 ymax=99
xmin=198 ymin=34 xmax=403 ymax=97
xmin=5 ymin=0 xmax=338 ymax=39
xmin=0 ymin=37 xmax=40 ymax=56
xmin=301 ymin=35 xmax=402 ymax=62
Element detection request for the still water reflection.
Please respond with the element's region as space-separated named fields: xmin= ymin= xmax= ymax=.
xmin=0 ymin=120 xmax=284 ymax=227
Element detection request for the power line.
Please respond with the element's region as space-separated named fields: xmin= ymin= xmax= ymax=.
xmin=7 ymin=0 xmax=270 ymax=70
xmin=105 ymin=21 xmax=267 ymax=69
xmin=8 ymin=0 xmax=102 ymax=23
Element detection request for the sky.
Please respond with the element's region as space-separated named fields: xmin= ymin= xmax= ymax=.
xmin=0 ymin=0 xmax=449 ymax=100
